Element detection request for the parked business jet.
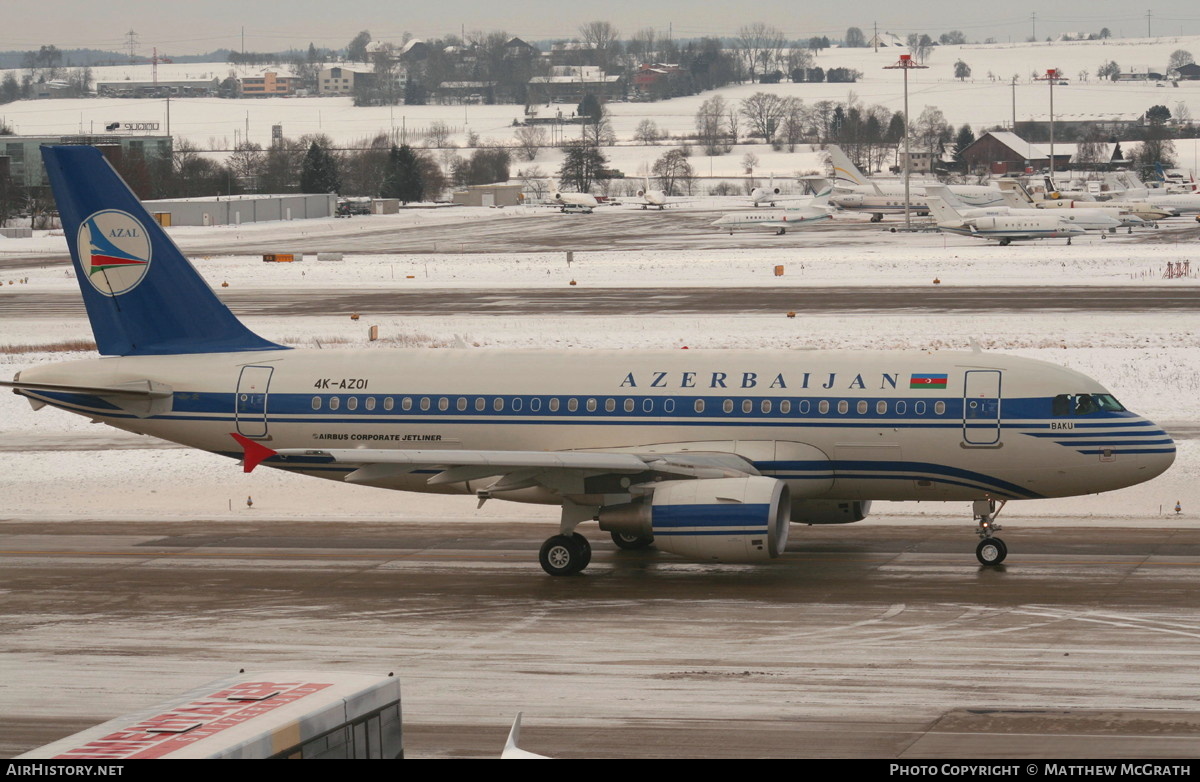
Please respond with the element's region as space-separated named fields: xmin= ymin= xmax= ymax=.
xmin=928 ymin=185 xmax=1128 ymax=233
xmin=712 ymin=187 xmax=835 ymax=234
xmin=998 ymin=180 xmax=1172 ymax=224
xmin=826 ymin=145 xmax=1004 ymax=221
xmin=629 ymin=178 xmax=693 ymax=210
xmin=549 ymin=189 xmax=598 ymax=212
xmin=927 ymin=195 xmax=1087 ymax=245
xmin=5 ymin=147 xmax=1175 ymax=576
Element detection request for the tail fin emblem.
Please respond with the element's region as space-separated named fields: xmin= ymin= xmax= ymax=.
xmin=78 ymin=210 xmax=152 ymax=296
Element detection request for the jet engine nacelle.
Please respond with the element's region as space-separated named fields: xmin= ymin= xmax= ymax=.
xmin=791 ymin=499 xmax=872 ymax=525
xmin=598 ymin=476 xmax=790 ymax=561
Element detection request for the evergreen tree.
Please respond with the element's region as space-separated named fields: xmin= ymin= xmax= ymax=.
xmin=953 ymin=124 xmax=976 ymax=165
xmin=299 ymin=141 xmax=341 ymax=194
xmin=381 ymin=145 xmax=424 ymax=203
xmin=557 ymin=142 xmax=608 ymax=193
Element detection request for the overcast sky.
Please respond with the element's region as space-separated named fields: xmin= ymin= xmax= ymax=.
xmin=5 ymin=1 xmax=1200 ymax=54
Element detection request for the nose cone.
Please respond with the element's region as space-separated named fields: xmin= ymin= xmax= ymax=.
xmin=1141 ymin=426 xmax=1176 ymax=481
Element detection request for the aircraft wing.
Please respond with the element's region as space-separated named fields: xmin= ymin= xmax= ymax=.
xmin=231 ymin=434 xmax=759 ymax=487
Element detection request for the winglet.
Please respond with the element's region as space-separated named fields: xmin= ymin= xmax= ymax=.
xmin=230 ymin=433 xmax=277 ymax=473
xmin=501 ymin=712 xmax=550 ymax=759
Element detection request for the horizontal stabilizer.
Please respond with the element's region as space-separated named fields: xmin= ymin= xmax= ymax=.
xmin=3 ymin=378 xmax=174 ymax=417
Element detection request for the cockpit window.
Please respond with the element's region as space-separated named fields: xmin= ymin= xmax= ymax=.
xmin=1053 ymin=393 xmax=1125 ymax=416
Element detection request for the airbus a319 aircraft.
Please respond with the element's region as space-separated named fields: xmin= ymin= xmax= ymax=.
xmin=5 ymin=147 xmax=1176 ymax=575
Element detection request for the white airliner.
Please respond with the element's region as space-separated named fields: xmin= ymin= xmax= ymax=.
xmin=4 ymin=147 xmax=1176 ymax=576
xmin=927 ymin=196 xmax=1087 ymax=245
xmin=712 ymin=187 xmax=835 ymax=234
xmin=826 ymin=145 xmax=1003 ymax=221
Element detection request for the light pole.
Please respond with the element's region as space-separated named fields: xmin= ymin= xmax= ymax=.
xmin=1034 ymin=68 xmax=1066 ymax=177
xmin=884 ymin=54 xmax=927 ymax=230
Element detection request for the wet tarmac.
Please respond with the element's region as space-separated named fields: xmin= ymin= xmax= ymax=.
xmin=3 ymin=519 xmax=1199 ymax=758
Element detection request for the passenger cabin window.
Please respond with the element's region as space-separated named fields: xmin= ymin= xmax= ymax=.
xmin=347 ymin=397 xmax=358 ymax=411
xmin=837 ymin=400 xmax=849 ymax=415
xmin=780 ymin=400 xmax=791 ymax=415
xmin=401 ymin=397 xmax=412 ymax=411
xmin=384 ymin=397 xmax=394 ymax=411
xmin=856 ymin=400 xmax=868 ymax=415
xmin=934 ymin=401 xmax=946 ymax=415
xmin=625 ymin=399 xmax=636 ymax=413
xmin=330 ymin=397 xmax=341 ymax=411
xmin=818 ymin=400 xmax=829 ymax=414
xmin=312 ymin=396 xmax=322 ymax=410
xmin=365 ymin=397 xmax=376 ymax=411
xmin=694 ymin=399 xmax=705 ymax=413
xmin=723 ymin=400 xmax=733 ymax=413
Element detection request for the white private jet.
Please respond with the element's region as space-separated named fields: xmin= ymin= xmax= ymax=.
xmin=629 ymin=178 xmax=693 ymax=210
xmin=928 ymin=184 xmax=1129 ymax=233
xmin=712 ymin=187 xmax=835 ymax=234
xmin=549 ymin=189 xmax=598 ymax=212
xmin=827 ymin=145 xmax=1003 ymax=221
xmin=4 ymin=146 xmax=1175 ymax=576
xmin=998 ymin=180 xmax=1174 ymax=224
xmin=926 ymin=195 xmax=1088 ymax=245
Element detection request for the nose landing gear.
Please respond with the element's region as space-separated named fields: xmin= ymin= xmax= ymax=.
xmin=973 ymin=498 xmax=1008 ymax=566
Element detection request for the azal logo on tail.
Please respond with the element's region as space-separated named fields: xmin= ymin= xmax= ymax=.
xmin=78 ymin=210 xmax=152 ymax=296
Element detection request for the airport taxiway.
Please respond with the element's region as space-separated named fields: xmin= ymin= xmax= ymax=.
xmin=2 ymin=518 xmax=1200 ymax=759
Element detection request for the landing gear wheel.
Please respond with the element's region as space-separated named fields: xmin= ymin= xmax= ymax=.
xmin=976 ymin=537 xmax=1008 ymax=566
xmin=870 ymin=213 xmax=883 ymax=223
xmin=539 ymin=534 xmax=588 ymax=576
xmin=611 ymin=531 xmax=655 ymax=550
xmin=572 ymin=533 xmax=592 ymax=569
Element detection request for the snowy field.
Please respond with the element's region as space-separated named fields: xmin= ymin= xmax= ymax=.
xmin=3 ymin=35 xmax=1200 ymax=180
xmin=1 ymin=206 xmax=1196 ymax=529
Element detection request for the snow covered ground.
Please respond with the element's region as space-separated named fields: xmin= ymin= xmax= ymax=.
xmin=1 ymin=207 xmax=1196 ymax=529
xmin=3 ymin=35 xmax=1200 ymax=178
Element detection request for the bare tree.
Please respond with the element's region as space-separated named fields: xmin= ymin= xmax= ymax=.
xmin=579 ymin=20 xmax=621 ymax=71
xmin=626 ymin=27 xmax=657 ymax=68
xmin=634 ymin=119 xmax=661 ymax=145
xmin=652 ymin=149 xmax=695 ymax=196
xmin=740 ymin=92 xmax=787 ymax=145
xmin=1167 ymin=49 xmax=1194 ymax=76
xmin=779 ymin=97 xmax=807 ymax=151
xmin=424 ymin=121 xmax=454 ymax=148
xmin=514 ymin=125 xmax=547 ymax=161
xmin=695 ymin=94 xmax=730 ymax=155
xmin=736 ymin=23 xmax=786 ymax=82
xmin=517 ymin=166 xmax=548 ymax=200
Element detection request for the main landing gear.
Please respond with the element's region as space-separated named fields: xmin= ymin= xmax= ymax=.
xmin=973 ymin=498 xmax=1008 ymax=566
xmin=539 ymin=533 xmax=592 ymax=576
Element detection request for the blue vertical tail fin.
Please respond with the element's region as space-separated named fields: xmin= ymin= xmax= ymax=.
xmin=42 ymin=145 xmax=285 ymax=356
